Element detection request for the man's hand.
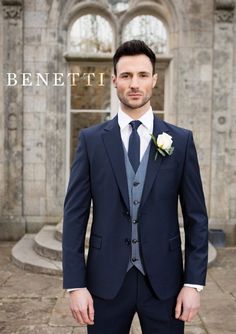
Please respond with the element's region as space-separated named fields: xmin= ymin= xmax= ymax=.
xmin=175 ymin=287 xmax=200 ymax=322
xmin=69 ymin=288 xmax=94 ymax=325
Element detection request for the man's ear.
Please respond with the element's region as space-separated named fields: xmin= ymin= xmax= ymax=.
xmin=112 ymin=74 xmax=117 ymax=88
xmin=152 ymin=73 xmax=158 ymax=88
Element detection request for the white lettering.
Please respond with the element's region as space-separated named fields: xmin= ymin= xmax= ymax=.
xmin=53 ymin=73 xmax=64 ymax=86
xmin=6 ymin=73 xmax=17 ymax=86
xmin=67 ymin=73 xmax=80 ymax=86
xmin=83 ymin=73 xmax=95 ymax=86
xmin=36 ymin=73 xmax=49 ymax=86
xmin=98 ymin=72 xmax=105 ymax=87
xmin=5 ymin=72 xmax=107 ymax=87
xmin=22 ymin=73 xmax=32 ymax=86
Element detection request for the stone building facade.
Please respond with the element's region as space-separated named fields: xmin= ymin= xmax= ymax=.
xmin=0 ymin=0 xmax=236 ymax=244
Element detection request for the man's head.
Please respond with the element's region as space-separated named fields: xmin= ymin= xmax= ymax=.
xmin=113 ymin=40 xmax=156 ymax=76
xmin=112 ymin=40 xmax=158 ymax=114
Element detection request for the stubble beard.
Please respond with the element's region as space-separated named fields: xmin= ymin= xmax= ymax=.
xmin=117 ymin=92 xmax=152 ymax=111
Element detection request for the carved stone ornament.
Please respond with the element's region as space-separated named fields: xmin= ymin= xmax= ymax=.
xmin=216 ymin=10 xmax=234 ymax=22
xmin=215 ymin=0 xmax=235 ymax=23
xmin=213 ymin=111 xmax=229 ymax=133
xmin=215 ymin=0 xmax=235 ymax=10
xmin=2 ymin=0 xmax=23 ymax=19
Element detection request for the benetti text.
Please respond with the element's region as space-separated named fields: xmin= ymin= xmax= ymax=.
xmin=5 ymin=72 xmax=105 ymax=87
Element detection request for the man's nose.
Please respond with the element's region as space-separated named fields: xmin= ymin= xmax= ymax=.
xmin=130 ymin=76 xmax=139 ymax=89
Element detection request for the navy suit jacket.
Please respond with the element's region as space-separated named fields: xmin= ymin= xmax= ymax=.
xmin=62 ymin=114 xmax=208 ymax=300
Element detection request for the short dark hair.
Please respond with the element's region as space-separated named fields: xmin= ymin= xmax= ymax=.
xmin=113 ymin=40 xmax=156 ymax=76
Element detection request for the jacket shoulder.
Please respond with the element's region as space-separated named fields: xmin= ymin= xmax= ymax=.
xmin=161 ymin=119 xmax=192 ymax=138
xmin=80 ymin=118 xmax=112 ymax=137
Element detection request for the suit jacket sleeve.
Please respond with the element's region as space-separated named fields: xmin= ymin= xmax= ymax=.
xmin=179 ymin=131 xmax=208 ymax=286
xmin=62 ymin=129 xmax=91 ymax=289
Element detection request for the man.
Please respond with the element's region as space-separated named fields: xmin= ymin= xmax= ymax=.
xmin=63 ymin=40 xmax=208 ymax=334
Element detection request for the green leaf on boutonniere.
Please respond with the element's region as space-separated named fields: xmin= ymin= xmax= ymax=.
xmin=150 ymin=133 xmax=157 ymax=145
xmin=167 ymin=146 xmax=175 ymax=155
xmin=157 ymin=148 xmax=166 ymax=156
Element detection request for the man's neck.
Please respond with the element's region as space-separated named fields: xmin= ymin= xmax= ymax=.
xmin=121 ymin=104 xmax=150 ymax=120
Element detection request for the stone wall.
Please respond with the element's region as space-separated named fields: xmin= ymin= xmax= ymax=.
xmin=211 ymin=0 xmax=236 ymax=243
xmin=0 ymin=0 xmax=235 ymax=243
xmin=173 ymin=0 xmax=214 ymax=213
xmin=0 ymin=0 xmax=25 ymax=239
xmin=0 ymin=2 xmax=3 ymax=223
xmin=22 ymin=0 xmax=67 ymax=233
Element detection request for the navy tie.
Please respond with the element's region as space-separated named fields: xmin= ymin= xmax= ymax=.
xmin=128 ymin=120 xmax=142 ymax=173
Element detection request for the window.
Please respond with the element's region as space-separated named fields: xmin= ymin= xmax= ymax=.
xmin=69 ymin=62 xmax=112 ymax=164
xmin=122 ymin=15 xmax=168 ymax=54
xmin=69 ymin=14 xmax=113 ymax=55
xmin=67 ymin=14 xmax=114 ymax=166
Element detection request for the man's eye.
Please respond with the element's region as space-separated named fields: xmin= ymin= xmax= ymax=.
xmin=140 ymin=74 xmax=148 ymax=77
xmin=121 ymin=75 xmax=129 ymax=78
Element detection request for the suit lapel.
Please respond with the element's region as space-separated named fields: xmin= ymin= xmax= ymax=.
xmin=101 ymin=115 xmax=130 ymax=210
xmin=101 ymin=114 xmax=171 ymax=212
xmin=139 ymin=115 xmax=171 ymax=211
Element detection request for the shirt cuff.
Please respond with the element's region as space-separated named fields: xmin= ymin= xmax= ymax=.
xmin=67 ymin=288 xmax=85 ymax=292
xmin=184 ymin=284 xmax=204 ymax=292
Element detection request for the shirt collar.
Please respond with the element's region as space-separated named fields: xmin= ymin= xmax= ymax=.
xmin=118 ymin=106 xmax=154 ymax=131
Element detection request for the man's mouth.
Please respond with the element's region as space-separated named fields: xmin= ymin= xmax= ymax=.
xmin=128 ymin=93 xmax=142 ymax=97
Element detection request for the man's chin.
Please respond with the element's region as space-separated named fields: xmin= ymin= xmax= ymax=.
xmin=124 ymin=101 xmax=148 ymax=110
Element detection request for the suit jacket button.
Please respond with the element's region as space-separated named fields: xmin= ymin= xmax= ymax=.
xmin=125 ymin=238 xmax=130 ymax=245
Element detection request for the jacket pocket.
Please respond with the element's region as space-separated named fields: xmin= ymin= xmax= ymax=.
xmin=169 ymin=235 xmax=181 ymax=251
xmin=159 ymin=159 xmax=179 ymax=171
xmin=89 ymin=234 xmax=102 ymax=249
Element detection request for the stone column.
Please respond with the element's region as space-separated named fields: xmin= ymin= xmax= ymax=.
xmin=210 ymin=0 xmax=235 ymax=243
xmin=0 ymin=0 xmax=25 ymax=240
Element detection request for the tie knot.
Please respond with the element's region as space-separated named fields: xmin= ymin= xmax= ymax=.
xmin=130 ymin=120 xmax=142 ymax=131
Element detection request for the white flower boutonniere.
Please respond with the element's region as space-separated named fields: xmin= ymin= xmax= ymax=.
xmin=150 ymin=132 xmax=174 ymax=160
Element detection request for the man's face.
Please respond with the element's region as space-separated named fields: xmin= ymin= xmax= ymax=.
xmin=112 ymin=54 xmax=158 ymax=111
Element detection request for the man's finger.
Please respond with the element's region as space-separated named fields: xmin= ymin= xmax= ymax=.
xmin=72 ymin=309 xmax=85 ymax=324
xmin=179 ymin=307 xmax=191 ymax=322
xmin=80 ymin=308 xmax=93 ymax=324
xmin=88 ymin=300 xmax=95 ymax=322
xmin=187 ymin=308 xmax=199 ymax=322
xmin=175 ymin=299 xmax=182 ymax=319
xmin=187 ymin=310 xmax=194 ymax=322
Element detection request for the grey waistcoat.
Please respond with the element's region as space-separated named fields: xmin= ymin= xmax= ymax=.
xmin=122 ymin=141 xmax=151 ymax=275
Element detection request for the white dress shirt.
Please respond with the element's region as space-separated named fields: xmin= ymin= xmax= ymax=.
xmin=67 ymin=106 xmax=203 ymax=292
xmin=118 ymin=106 xmax=153 ymax=161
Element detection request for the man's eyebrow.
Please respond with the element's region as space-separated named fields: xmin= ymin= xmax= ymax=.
xmin=119 ymin=71 xmax=151 ymax=75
